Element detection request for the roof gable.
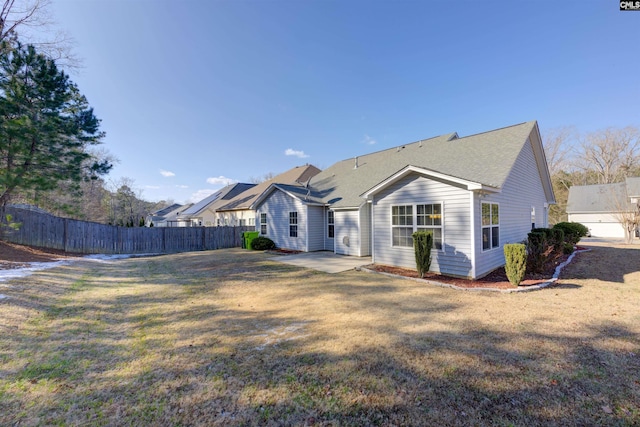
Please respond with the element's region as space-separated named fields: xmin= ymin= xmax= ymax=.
xmin=217 ymin=164 xmax=321 ymax=211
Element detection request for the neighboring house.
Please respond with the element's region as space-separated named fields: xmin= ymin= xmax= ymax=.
xmin=566 ymin=177 xmax=640 ymax=239
xmin=254 ymin=121 xmax=555 ymax=279
xmin=174 ymin=183 xmax=256 ymax=227
xmin=146 ymin=203 xmax=192 ymax=227
xmin=215 ymin=164 xmax=321 ymax=227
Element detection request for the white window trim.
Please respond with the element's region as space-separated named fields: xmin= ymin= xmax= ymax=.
xmin=390 ymin=203 xmax=444 ymax=251
xmin=481 ymin=201 xmax=500 ymax=252
xmin=289 ymin=211 xmax=298 ymax=238
xmin=260 ymin=213 xmax=267 ymax=235
xmin=327 ymin=210 xmax=335 ymax=239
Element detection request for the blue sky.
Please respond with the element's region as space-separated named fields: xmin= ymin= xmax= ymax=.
xmin=45 ymin=0 xmax=640 ymax=204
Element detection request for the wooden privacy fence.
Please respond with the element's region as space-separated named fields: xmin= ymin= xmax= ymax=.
xmin=3 ymin=206 xmax=253 ymax=254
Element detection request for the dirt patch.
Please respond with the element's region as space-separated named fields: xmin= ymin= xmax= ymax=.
xmin=0 ymin=240 xmax=81 ymax=269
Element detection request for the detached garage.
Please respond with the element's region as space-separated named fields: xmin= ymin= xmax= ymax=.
xmin=567 ymin=179 xmax=640 ymax=239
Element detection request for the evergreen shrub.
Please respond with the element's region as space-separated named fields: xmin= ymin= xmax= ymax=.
xmin=504 ymin=243 xmax=527 ymax=286
xmin=412 ymin=231 xmax=433 ymax=278
xmin=251 ymin=236 xmax=276 ymax=250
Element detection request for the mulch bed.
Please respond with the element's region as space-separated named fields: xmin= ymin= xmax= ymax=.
xmin=0 ymin=240 xmax=82 ymax=270
xmin=364 ymin=247 xmax=587 ymax=290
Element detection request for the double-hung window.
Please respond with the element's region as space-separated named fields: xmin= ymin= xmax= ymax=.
xmin=482 ymin=202 xmax=500 ymax=250
xmin=391 ymin=205 xmax=414 ymax=247
xmin=416 ymin=204 xmax=443 ymax=250
xmin=327 ymin=210 xmax=334 ymax=238
xmin=260 ymin=213 xmax=267 ymax=235
xmin=289 ymin=212 xmax=298 ymax=237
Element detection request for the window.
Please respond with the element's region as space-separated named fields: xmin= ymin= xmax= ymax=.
xmin=260 ymin=213 xmax=267 ymax=235
xmin=391 ymin=205 xmax=414 ymax=247
xmin=327 ymin=210 xmax=334 ymax=238
xmin=531 ymin=206 xmax=536 ymax=230
xmin=289 ymin=211 xmax=298 ymax=237
xmin=482 ymin=202 xmax=500 ymax=251
xmin=416 ymin=204 xmax=443 ymax=250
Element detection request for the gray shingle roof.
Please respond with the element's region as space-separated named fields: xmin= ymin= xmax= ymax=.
xmin=567 ymin=181 xmax=638 ymax=213
xmin=218 ymin=165 xmax=321 ymax=211
xmin=302 ymin=121 xmax=539 ymax=208
xmin=625 ymin=177 xmax=640 ymax=198
xmin=181 ymin=183 xmax=256 ymax=216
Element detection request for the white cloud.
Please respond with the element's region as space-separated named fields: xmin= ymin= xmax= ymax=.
xmin=285 ymin=148 xmax=310 ymax=158
xmin=175 ymin=185 xmax=189 ymax=189
xmin=145 ymin=185 xmax=161 ymax=190
xmin=189 ymin=189 xmax=217 ymax=203
xmin=206 ymin=176 xmax=237 ymax=186
xmin=362 ymin=134 xmax=377 ymax=145
xmin=160 ymin=169 xmax=176 ymax=177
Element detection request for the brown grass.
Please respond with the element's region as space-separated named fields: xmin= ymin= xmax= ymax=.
xmin=1 ymin=241 xmax=639 ymax=426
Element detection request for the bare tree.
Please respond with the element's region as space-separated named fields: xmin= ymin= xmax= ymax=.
xmin=543 ymin=127 xmax=578 ymax=224
xmin=607 ymin=183 xmax=640 ymax=244
xmin=0 ymin=0 xmax=78 ymax=67
xmin=249 ymin=172 xmax=276 ymax=184
xmin=575 ymin=127 xmax=640 ymax=185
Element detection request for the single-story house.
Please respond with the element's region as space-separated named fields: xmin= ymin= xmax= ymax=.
xmin=566 ymin=177 xmax=640 ymax=239
xmin=146 ymin=203 xmax=192 ymax=227
xmin=175 ymin=183 xmax=256 ymax=227
xmin=253 ymin=121 xmax=555 ymax=279
xmin=214 ymin=164 xmax=321 ymax=227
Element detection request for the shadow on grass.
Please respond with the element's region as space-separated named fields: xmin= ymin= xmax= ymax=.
xmin=1 ymin=248 xmax=639 ymax=426
xmin=560 ymin=243 xmax=640 ymax=284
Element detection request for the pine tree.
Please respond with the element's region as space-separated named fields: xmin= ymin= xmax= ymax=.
xmin=0 ymin=41 xmax=110 ymax=215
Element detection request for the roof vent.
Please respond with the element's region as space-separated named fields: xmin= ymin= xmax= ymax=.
xmin=354 ymin=156 xmax=359 ymax=169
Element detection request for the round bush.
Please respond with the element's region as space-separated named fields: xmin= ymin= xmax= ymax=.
xmin=553 ymin=222 xmax=589 ymax=245
xmin=250 ymin=236 xmax=276 ymax=250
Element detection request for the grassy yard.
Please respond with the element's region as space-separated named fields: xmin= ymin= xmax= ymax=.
xmin=1 ymin=242 xmax=639 ymax=426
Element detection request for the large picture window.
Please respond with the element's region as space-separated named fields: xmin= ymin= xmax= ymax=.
xmin=289 ymin=211 xmax=298 ymax=238
xmin=416 ymin=204 xmax=443 ymax=250
xmin=482 ymin=202 xmax=499 ymax=251
xmin=391 ymin=204 xmax=444 ymax=249
xmin=260 ymin=213 xmax=267 ymax=235
xmin=327 ymin=210 xmax=334 ymax=238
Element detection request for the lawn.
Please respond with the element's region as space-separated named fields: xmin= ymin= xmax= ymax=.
xmin=1 ymin=242 xmax=639 ymax=426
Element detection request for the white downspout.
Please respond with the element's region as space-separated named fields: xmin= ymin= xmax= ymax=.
xmin=469 ymin=191 xmax=476 ymax=279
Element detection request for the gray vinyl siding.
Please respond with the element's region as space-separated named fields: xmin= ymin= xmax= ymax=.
xmin=372 ymin=174 xmax=472 ymax=277
xmin=335 ymin=209 xmax=360 ymax=256
xmin=307 ymin=205 xmax=326 ymax=251
xmin=359 ymin=204 xmax=372 ymax=256
xmin=256 ymin=189 xmax=307 ymax=251
xmin=474 ymin=138 xmax=549 ymax=277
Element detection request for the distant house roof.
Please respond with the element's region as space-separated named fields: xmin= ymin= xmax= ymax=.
xmin=217 ymin=164 xmax=322 ymax=211
xmin=150 ymin=203 xmax=183 ymax=217
xmin=567 ymin=177 xmax=640 ymax=214
xmin=180 ymin=183 xmax=256 ymax=217
xmin=255 ymin=121 xmax=554 ymax=209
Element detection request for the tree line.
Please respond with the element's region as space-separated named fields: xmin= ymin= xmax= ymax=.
xmin=544 ymin=126 xmax=640 ymax=225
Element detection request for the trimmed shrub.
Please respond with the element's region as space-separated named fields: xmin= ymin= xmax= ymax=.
xmin=553 ymin=222 xmax=589 ymax=245
xmin=563 ymin=242 xmax=575 ymax=255
xmin=250 ymin=236 xmax=276 ymax=250
xmin=504 ymin=243 xmax=527 ymax=286
xmin=412 ymin=231 xmax=433 ymax=279
xmin=527 ymin=231 xmax=550 ymax=274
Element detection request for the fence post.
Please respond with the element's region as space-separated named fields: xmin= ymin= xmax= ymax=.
xmin=63 ymin=218 xmax=68 ymax=252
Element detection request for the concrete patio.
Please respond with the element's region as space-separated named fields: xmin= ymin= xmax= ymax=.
xmin=269 ymin=251 xmax=372 ymax=273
